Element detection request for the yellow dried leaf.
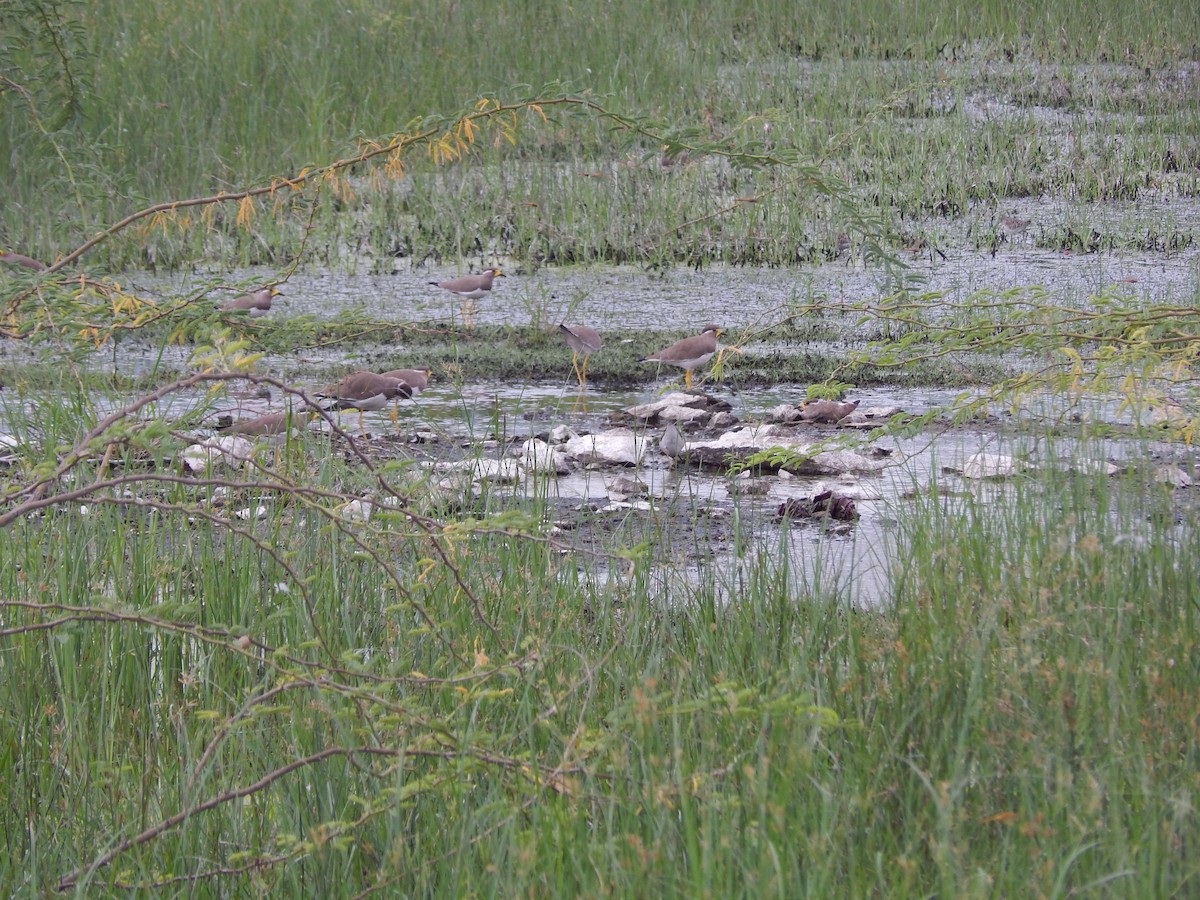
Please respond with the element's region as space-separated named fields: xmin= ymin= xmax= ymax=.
xmin=236 ymin=196 xmax=254 ymax=228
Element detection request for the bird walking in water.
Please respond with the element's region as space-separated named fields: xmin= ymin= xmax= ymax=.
xmin=221 ymin=286 xmax=282 ymax=316
xmin=316 ymin=371 xmax=413 ymax=431
xmin=643 ymin=325 xmax=721 ymax=390
xmin=378 ymin=368 xmax=432 ymax=395
xmin=378 ymin=368 xmax=432 ymax=420
xmin=428 ymin=268 xmax=504 ymax=328
xmin=558 ymin=323 xmax=602 ymax=389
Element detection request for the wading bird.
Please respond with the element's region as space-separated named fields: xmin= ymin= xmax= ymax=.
xmin=558 ymin=323 xmax=602 ymax=389
xmin=316 ymin=371 xmax=413 ymax=430
xmin=428 ymin=268 xmax=504 ymax=328
xmin=643 ymin=325 xmax=721 ymax=390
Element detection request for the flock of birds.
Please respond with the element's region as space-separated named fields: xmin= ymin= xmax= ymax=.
xmin=422 ymin=266 xmax=723 ymax=390
xmin=426 ymin=266 xmax=724 ymax=389
xmin=209 ymin=265 xmax=724 ymax=435
xmin=3 ymin=252 xmax=726 ymax=437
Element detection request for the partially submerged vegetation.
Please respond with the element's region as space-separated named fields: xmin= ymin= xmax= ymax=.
xmin=1 ymin=0 xmax=1199 ymax=895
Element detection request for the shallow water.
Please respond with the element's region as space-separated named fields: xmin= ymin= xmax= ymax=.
xmin=315 ymin=380 xmax=1193 ymax=608
xmin=1 ymin=354 xmax=1191 ymax=609
xmin=128 ymin=216 xmax=1200 ymax=335
xmin=8 ymin=216 xmax=1200 ymax=608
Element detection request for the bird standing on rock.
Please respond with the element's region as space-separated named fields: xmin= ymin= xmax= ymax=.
xmin=644 ymin=326 xmax=722 ymax=390
xmin=429 ymin=268 xmax=504 ymax=328
xmin=221 ymin=286 xmax=282 ymax=316
xmin=799 ymin=399 xmax=859 ymax=424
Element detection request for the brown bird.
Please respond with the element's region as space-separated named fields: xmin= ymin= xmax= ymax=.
xmin=799 ymin=399 xmax=860 ymax=424
xmin=643 ymin=326 xmax=721 ymax=390
xmin=221 ymin=286 xmax=282 ymax=316
xmin=214 ymin=409 xmax=312 ymax=462
xmin=316 ymin=371 xmax=413 ymax=430
xmin=215 ymin=411 xmax=294 ymax=437
xmin=0 ymin=251 xmax=48 ymax=272
xmin=378 ymin=368 xmax=432 ymax=394
xmin=429 ymin=268 xmax=504 ymax=328
xmin=378 ymin=368 xmax=432 ymax=421
xmin=558 ymin=324 xmax=602 ymax=389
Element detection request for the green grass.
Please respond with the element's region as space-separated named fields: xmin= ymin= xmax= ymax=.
xmin=1 ymin=2 xmax=1199 ymax=892
xmin=0 ymin=375 xmax=1196 ymax=894
xmin=2 ymin=0 xmax=1199 ymax=268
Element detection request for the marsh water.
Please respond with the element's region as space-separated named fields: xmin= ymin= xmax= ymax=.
xmin=6 ymin=225 xmax=1199 ymax=608
xmin=130 ymin=205 xmax=1200 ymax=332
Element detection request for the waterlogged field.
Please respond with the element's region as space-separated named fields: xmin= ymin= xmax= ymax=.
xmin=2 ymin=1 xmax=1200 ymax=895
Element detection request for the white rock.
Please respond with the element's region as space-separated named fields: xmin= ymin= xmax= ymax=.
xmin=684 ymin=425 xmax=882 ymax=475
xmin=182 ymin=435 xmax=256 ymax=472
xmin=562 ymin=429 xmax=645 ymax=467
xmin=793 ymin=449 xmax=880 ymax=476
xmin=841 ymin=407 xmax=905 ymax=429
xmin=1155 ymin=466 xmax=1193 ymax=488
xmin=624 ymin=392 xmax=711 ymax=421
xmin=430 ymin=471 xmax=475 ymax=499
xmin=811 ymin=479 xmax=883 ymax=501
xmin=235 ymin=505 xmax=269 ymax=520
xmin=478 ymin=459 xmax=524 ymax=484
xmin=214 ymin=435 xmax=255 ymax=466
xmin=687 ymin=426 xmax=773 ymax=451
xmin=338 ymin=498 xmax=374 ymax=522
xmin=1148 ymin=403 xmax=1189 ymax=428
xmin=1069 ymin=458 xmax=1120 ymax=477
xmin=657 ymin=405 xmax=711 ymax=424
xmin=960 ymin=452 xmax=1020 ymax=479
xmin=599 ymin=500 xmax=654 ymax=513
xmin=766 ymin=404 xmax=802 ymax=424
xmin=437 ymin=458 xmax=524 ymax=484
xmin=181 ymin=443 xmax=220 ymax=473
xmin=547 ymin=425 xmax=576 ymax=444
xmin=521 ymin=438 xmax=570 ymax=475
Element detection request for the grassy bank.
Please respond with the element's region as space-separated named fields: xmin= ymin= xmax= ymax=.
xmin=2 ymin=0 xmax=1199 ymax=268
xmin=1 ymin=1 xmax=1198 ymax=893
xmin=0 ymin=379 xmax=1196 ymax=893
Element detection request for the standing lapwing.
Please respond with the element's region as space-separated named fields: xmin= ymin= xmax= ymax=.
xmin=429 ymin=268 xmax=504 ymax=327
xmin=643 ymin=326 xmax=721 ymax=390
